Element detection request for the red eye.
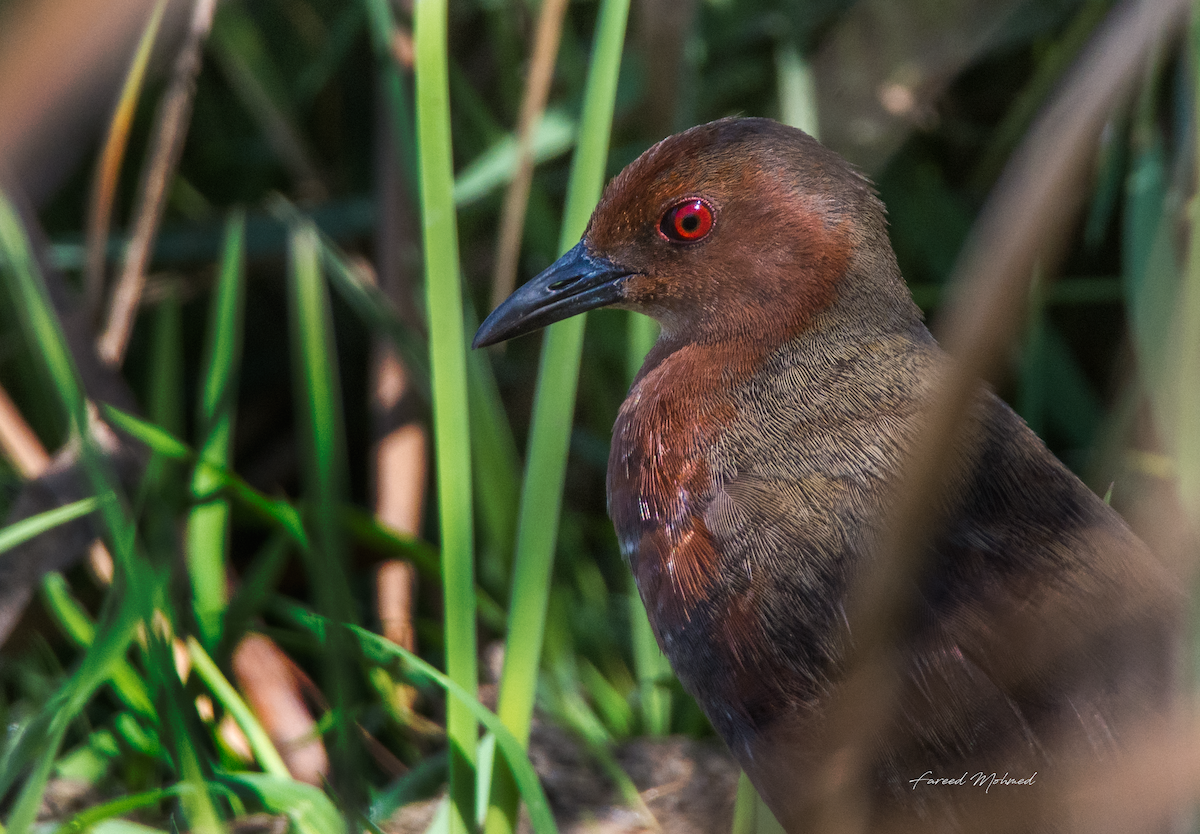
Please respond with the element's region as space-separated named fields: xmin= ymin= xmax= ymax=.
xmin=660 ymin=198 xmax=714 ymax=243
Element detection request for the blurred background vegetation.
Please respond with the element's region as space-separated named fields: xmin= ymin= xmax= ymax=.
xmin=0 ymin=0 xmax=1194 ymax=831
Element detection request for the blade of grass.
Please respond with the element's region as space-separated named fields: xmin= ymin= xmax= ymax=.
xmin=413 ymin=1 xmax=478 ymax=830
xmin=0 ymin=497 xmax=99 ymax=554
xmin=52 ymin=787 xmax=179 ymax=832
xmin=362 ymin=0 xmax=417 ymax=188
xmin=223 ymin=772 xmax=346 ymax=834
xmin=209 ymin=6 xmax=326 ymax=198
xmin=466 ymin=346 xmax=520 ymax=593
xmin=216 ymin=532 xmax=292 ymax=659
xmin=139 ymin=286 xmax=185 ymax=574
xmin=179 ymin=737 xmax=226 ymax=834
xmin=102 ymin=404 xmax=309 ymax=550
xmin=286 ymin=220 xmax=363 ymax=804
xmin=278 ymin=602 xmax=558 ymax=834
xmin=485 ymin=1 xmax=631 ymax=831
xmin=2 ymin=586 xmax=150 ymax=832
xmin=39 ymin=572 xmax=155 ymax=719
xmin=186 ymin=637 xmax=289 ymax=778
xmin=0 ymin=191 xmax=156 ymax=829
xmin=774 ymin=41 xmax=819 ymax=136
xmin=187 ymin=211 xmax=247 ymax=649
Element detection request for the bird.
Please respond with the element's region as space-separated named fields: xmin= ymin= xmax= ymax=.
xmin=473 ymin=117 xmax=1180 ymax=833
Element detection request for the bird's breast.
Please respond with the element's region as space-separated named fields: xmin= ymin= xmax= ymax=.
xmin=608 ymin=343 xmax=736 ymax=626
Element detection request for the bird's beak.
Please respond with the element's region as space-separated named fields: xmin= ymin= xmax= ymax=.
xmin=472 ymin=241 xmax=633 ymax=348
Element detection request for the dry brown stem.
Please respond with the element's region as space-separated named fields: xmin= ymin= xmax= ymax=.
xmin=489 ymin=0 xmax=570 ymax=313
xmin=97 ymin=0 xmax=218 ymax=367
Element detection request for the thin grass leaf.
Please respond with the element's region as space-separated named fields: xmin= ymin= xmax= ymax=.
xmin=630 ymin=599 xmax=672 ymax=735
xmin=369 ymin=752 xmax=448 ymax=822
xmin=53 ymin=788 xmax=178 ymax=833
xmin=774 ymin=41 xmax=819 ymax=136
xmin=40 ymin=573 xmax=155 ymax=719
xmin=179 ymin=740 xmax=226 ymax=834
xmin=297 ymin=208 xmax=519 ymax=591
xmin=362 ymin=0 xmax=418 ymax=187
xmin=0 ymin=190 xmax=156 ymax=831
xmin=2 ymin=586 xmax=149 ymax=832
xmin=188 ymin=210 xmax=246 ymax=648
xmin=286 ymin=219 xmax=363 ymax=803
xmin=102 ymin=404 xmax=309 ymax=549
xmin=279 ymin=603 xmax=558 ymax=834
xmin=209 ymin=6 xmax=323 ymax=195
xmin=354 ymin=628 xmax=557 ymax=834
xmin=466 ymin=347 xmax=520 ymax=591
xmin=186 ymin=637 xmax=289 ymax=777
xmin=91 ymin=822 xmax=170 ymax=833
xmin=486 ymin=1 xmax=630 ymax=831
xmin=342 ymin=507 xmax=507 ymax=631
xmin=413 ymin=0 xmax=478 ymax=828
xmin=0 ymin=497 xmax=99 ymax=555
xmin=224 ymin=772 xmax=346 ymax=834
xmin=453 ymin=111 xmax=576 ymax=207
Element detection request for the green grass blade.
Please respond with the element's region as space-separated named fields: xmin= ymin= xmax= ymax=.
xmin=223 ymin=772 xmax=347 ymax=834
xmin=279 ymin=603 xmax=557 ymax=834
xmin=2 ymin=587 xmax=147 ymax=832
xmin=486 ymin=1 xmax=631 ymax=831
xmin=186 ymin=637 xmax=289 ymax=777
xmin=40 ymin=572 xmax=155 ymax=719
xmin=102 ymin=404 xmax=310 ymax=549
xmin=0 ymin=190 xmax=157 ymax=830
xmin=52 ymin=787 xmax=178 ymax=832
xmin=0 ymin=497 xmax=99 ymax=554
xmin=453 ymin=111 xmax=576 ymax=207
xmin=216 ymin=532 xmax=292 ymax=657
xmin=353 ymin=628 xmax=557 ymax=834
xmin=774 ymin=41 xmax=819 ymax=137
xmin=286 ymin=219 xmax=363 ymax=803
xmin=413 ymin=0 xmax=478 ymax=829
xmin=362 ymin=0 xmax=418 ymax=187
xmin=188 ymin=210 xmax=246 ymax=649
xmin=630 ymin=597 xmax=671 ymax=735
xmin=179 ymin=741 xmax=226 ymax=834
xmin=84 ymin=0 xmax=168 ymax=317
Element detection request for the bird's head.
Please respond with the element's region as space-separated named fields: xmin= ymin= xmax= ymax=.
xmin=474 ymin=117 xmax=907 ymax=350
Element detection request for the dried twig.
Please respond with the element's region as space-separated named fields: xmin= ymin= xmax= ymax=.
xmin=0 ymin=382 xmax=49 ymax=478
xmin=488 ymin=0 xmax=570 ymax=312
xmin=84 ymin=0 xmax=168 ymax=324
xmin=97 ymin=0 xmax=218 ymax=368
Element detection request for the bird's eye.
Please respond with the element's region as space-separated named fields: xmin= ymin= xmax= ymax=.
xmin=659 ymin=199 xmax=714 ymax=243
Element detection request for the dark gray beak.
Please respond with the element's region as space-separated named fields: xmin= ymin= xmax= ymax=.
xmin=472 ymin=241 xmax=633 ymax=348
